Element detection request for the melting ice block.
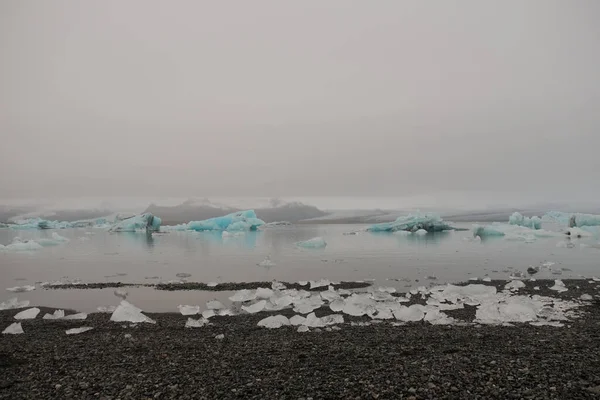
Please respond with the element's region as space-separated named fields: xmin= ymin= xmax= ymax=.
xmin=242 ymin=300 xmax=267 ymax=314
xmin=2 ymin=322 xmax=24 ymax=335
xmin=110 ymin=301 xmax=156 ymax=324
xmin=368 ymin=212 xmax=455 ymax=233
xmin=109 ymin=213 xmax=161 ymax=232
xmin=257 ymin=315 xmax=290 ymax=329
xmin=296 ymin=237 xmax=327 ymax=249
xmin=508 ymin=212 xmax=542 ymax=229
xmin=14 ymin=308 xmax=40 ymax=320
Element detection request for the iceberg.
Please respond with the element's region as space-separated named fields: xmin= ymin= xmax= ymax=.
xmin=0 ymin=237 xmax=43 ymax=252
xmin=543 ymin=211 xmax=600 ymax=227
xmin=9 ymin=217 xmax=111 ymax=230
xmin=170 ymin=210 xmax=265 ymax=232
xmin=296 ymin=237 xmax=327 ymax=249
xmin=472 ymin=223 xmax=559 ymax=240
xmin=508 ymin=212 xmax=542 ymax=229
xmin=367 ymin=212 xmax=455 ymax=233
xmin=109 ymin=213 xmax=161 ymax=232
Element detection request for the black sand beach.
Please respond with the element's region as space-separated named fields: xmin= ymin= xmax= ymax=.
xmin=2 ymin=281 xmax=600 ymax=399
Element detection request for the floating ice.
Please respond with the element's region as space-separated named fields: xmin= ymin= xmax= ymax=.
xmin=166 ymin=210 xmax=265 ymax=232
xmin=6 ymin=285 xmax=35 ymax=293
xmin=508 ymin=212 xmax=542 ymax=229
xmin=414 ymin=229 xmax=428 ymax=235
xmin=242 ymin=300 xmax=267 ymax=314
xmin=229 ymin=289 xmax=257 ymax=302
xmin=66 ymin=327 xmax=93 ymax=335
xmin=549 ymin=280 xmax=568 ymax=292
xmin=257 ymin=315 xmax=290 ymax=329
xmin=109 ymin=213 xmax=161 ymax=232
xmin=206 ymin=300 xmax=225 ymax=310
xmin=257 ymin=256 xmax=276 ymax=267
xmin=178 ymin=305 xmax=200 ymax=315
xmin=473 ymin=223 xmax=559 ymax=241
xmin=110 ymin=301 xmax=155 ymax=324
xmin=393 ymin=305 xmax=425 ymax=322
xmin=2 ymin=322 xmax=23 ymax=335
xmin=185 ymin=317 xmax=210 ymax=328
xmin=0 ymin=237 xmax=44 ymax=252
xmin=8 ymin=217 xmax=110 ymax=230
xmin=296 ymin=237 xmax=327 ymax=249
xmin=309 ymin=279 xmax=331 ymax=289
xmin=368 ymin=212 xmax=455 ymax=233
xmin=114 ymin=289 xmax=128 ymax=300
xmin=14 ymin=307 xmax=40 ymax=320
xmin=543 ymin=211 xmax=600 ymax=227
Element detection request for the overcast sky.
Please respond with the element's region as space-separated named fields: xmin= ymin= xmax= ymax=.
xmin=1 ymin=1 xmax=599 ymax=205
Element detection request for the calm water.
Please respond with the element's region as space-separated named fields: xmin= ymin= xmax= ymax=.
xmin=1 ymin=224 xmax=598 ymax=311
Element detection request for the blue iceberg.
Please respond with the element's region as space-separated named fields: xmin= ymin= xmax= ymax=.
xmin=508 ymin=212 xmax=542 ymax=229
xmin=296 ymin=237 xmax=327 ymax=249
xmin=9 ymin=217 xmax=111 ymax=230
xmin=109 ymin=213 xmax=161 ymax=232
xmin=164 ymin=210 xmax=265 ymax=232
xmin=367 ymin=212 xmax=455 ymax=233
xmin=543 ymin=211 xmax=600 ymax=227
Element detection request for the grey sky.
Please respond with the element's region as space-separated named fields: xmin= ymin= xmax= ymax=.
xmin=1 ymin=1 xmax=599 ymax=203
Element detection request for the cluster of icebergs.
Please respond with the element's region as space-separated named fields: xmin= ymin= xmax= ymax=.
xmin=0 ymin=232 xmax=70 ymax=252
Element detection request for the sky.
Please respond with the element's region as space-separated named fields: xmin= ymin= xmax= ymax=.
xmin=1 ymin=1 xmax=599 ymax=207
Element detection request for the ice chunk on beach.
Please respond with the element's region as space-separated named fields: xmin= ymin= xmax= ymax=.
xmin=505 ymin=280 xmax=526 ymax=291
xmin=257 ymin=256 xmax=276 ymax=267
xmin=6 ymin=285 xmax=35 ymax=293
xmin=297 ymin=325 xmax=309 ymax=333
xmin=109 ymin=213 xmax=161 ymax=232
xmin=424 ymin=310 xmax=456 ymax=325
xmin=257 ymin=315 xmax=290 ymax=329
xmin=242 ymin=300 xmax=267 ymax=314
xmin=342 ymin=294 xmax=376 ymax=317
xmin=549 ymin=280 xmax=568 ymax=292
xmin=289 ymin=315 xmax=307 ymax=326
xmin=181 ymin=210 xmax=265 ymax=231
xmin=202 ymin=310 xmax=215 ymax=319
xmin=3 ymin=322 xmax=23 ymax=335
xmin=255 ymin=288 xmax=274 ymax=300
xmin=329 ymin=299 xmax=345 ymax=312
xmin=43 ymin=310 xmax=65 ymax=320
xmin=66 ymin=327 xmax=93 ymax=335
xmin=14 ymin=307 xmax=40 ymax=320
xmin=178 ymin=305 xmax=200 ymax=315
xmin=393 ymin=305 xmax=425 ymax=322
xmin=508 ymin=212 xmax=542 ymax=229
xmin=368 ymin=212 xmax=455 ymax=233
xmin=229 ymin=289 xmax=257 ymax=302
xmin=580 ymin=294 xmax=593 ymax=301
xmin=110 ymin=301 xmax=155 ymax=324
xmin=296 ymin=237 xmax=327 ymax=249
xmin=309 ymin=279 xmax=331 ymax=289
xmin=97 ymin=306 xmax=117 ymax=313
xmin=271 ymin=281 xmax=286 ymax=291
xmin=293 ymin=295 xmax=324 ymax=314
xmin=185 ymin=317 xmax=210 ymax=328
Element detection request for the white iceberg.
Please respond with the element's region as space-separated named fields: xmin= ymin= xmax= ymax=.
xmin=2 ymin=322 xmax=24 ymax=335
xmin=296 ymin=237 xmax=327 ymax=249
xmin=543 ymin=211 xmax=600 ymax=227
xmin=0 ymin=237 xmax=43 ymax=252
xmin=368 ymin=212 xmax=455 ymax=233
xmin=14 ymin=307 xmax=40 ymax=320
xmin=110 ymin=301 xmax=155 ymax=324
xmin=508 ymin=212 xmax=542 ymax=229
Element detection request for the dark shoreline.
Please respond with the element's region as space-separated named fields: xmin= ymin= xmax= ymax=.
xmin=2 ymin=280 xmax=600 ymax=399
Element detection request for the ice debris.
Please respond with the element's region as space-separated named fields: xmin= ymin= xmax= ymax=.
xmin=110 ymin=301 xmax=155 ymax=324
xmin=66 ymin=327 xmax=93 ymax=335
xmin=6 ymin=285 xmax=35 ymax=293
xmin=297 ymin=325 xmax=309 ymax=333
xmin=508 ymin=212 xmax=542 ymax=229
xmin=257 ymin=315 xmax=290 ymax=329
xmin=242 ymin=300 xmax=266 ymax=314
xmin=543 ymin=211 xmax=600 ymax=227
xmin=296 ymin=237 xmax=327 ymax=249
xmin=14 ymin=307 xmax=40 ymax=320
xmin=185 ymin=317 xmax=210 ymax=328
xmin=164 ymin=210 xmax=264 ymax=232
xmin=3 ymin=322 xmax=24 ymax=335
xmin=257 ymin=256 xmax=276 ymax=267
xmin=97 ymin=306 xmax=117 ymax=313
xmin=549 ymin=280 xmax=568 ymax=292
xmin=178 ymin=305 xmax=200 ymax=316
xmin=43 ymin=310 xmax=87 ymax=320
xmin=109 ymin=213 xmax=161 ymax=232
xmin=580 ymin=294 xmax=593 ymax=301
xmin=229 ymin=289 xmax=257 ymax=302
xmin=215 ymin=334 xmax=225 ymax=340
xmin=368 ymin=212 xmax=455 ymax=233
xmin=8 ymin=217 xmax=110 ymax=230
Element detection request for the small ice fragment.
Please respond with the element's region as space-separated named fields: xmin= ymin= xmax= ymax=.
xmin=202 ymin=310 xmax=216 ymax=319
xmin=97 ymin=306 xmax=116 ymax=313
xmin=43 ymin=310 xmax=65 ymax=320
xmin=482 ymin=277 xmax=492 ymax=282
xmin=298 ymin=281 xmax=308 ymax=286
xmin=229 ymin=289 xmax=257 ymax=302
xmin=215 ymin=334 xmax=225 ymax=340
xmin=242 ymin=300 xmax=266 ymax=314
xmin=271 ymin=281 xmax=286 ymax=291
xmin=549 ymin=280 xmax=568 ymax=293
xmin=110 ymin=301 xmax=155 ymax=324
xmin=257 ymin=315 xmax=290 ymax=329
xmin=66 ymin=327 xmax=93 ymax=335
xmin=258 ymin=256 xmax=276 ymax=267
xmin=593 ymin=277 xmax=600 ymax=282
xmin=530 ymin=321 xmax=564 ymax=327
xmin=297 ymin=325 xmax=309 ymax=333
xmin=320 ymin=314 xmax=344 ymax=325
xmin=6 ymin=285 xmax=35 ymax=293
xmin=178 ymin=305 xmax=200 ymax=316
xmin=469 ymin=277 xmax=479 ymax=281
xmin=504 ymin=280 xmax=526 ymax=291
xmin=185 ymin=318 xmax=209 ymax=328
xmin=289 ymin=315 xmax=307 ymax=326
xmin=534 ymin=286 xmax=540 ymax=290
xmin=378 ymin=287 xmax=396 ymax=294
xmin=206 ymin=300 xmax=225 ymax=310
xmin=255 ymin=288 xmax=274 ymax=299
xmin=580 ymin=294 xmax=593 ymax=301
xmin=14 ymin=307 xmax=40 ymax=320
xmin=2 ymin=322 xmax=23 ymax=335
xmin=424 ymin=310 xmax=456 ymax=325
xmin=296 ymin=237 xmax=327 ymax=249
xmin=63 ymin=313 xmax=87 ymax=320
xmin=393 ymin=305 xmax=425 ymax=322
xmin=207 ymin=282 xmax=218 ymax=287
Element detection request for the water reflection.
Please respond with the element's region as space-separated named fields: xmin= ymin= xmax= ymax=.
xmin=369 ymin=230 xmax=452 ymax=246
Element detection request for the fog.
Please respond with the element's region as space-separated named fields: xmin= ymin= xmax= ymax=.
xmin=1 ymin=1 xmax=599 ymax=207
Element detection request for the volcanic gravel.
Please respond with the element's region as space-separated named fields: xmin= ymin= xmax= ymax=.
xmin=2 ymin=280 xmax=600 ymax=399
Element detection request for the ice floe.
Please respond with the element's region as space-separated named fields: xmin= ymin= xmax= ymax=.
xmin=296 ymin=237 xmax=327 ymax=249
